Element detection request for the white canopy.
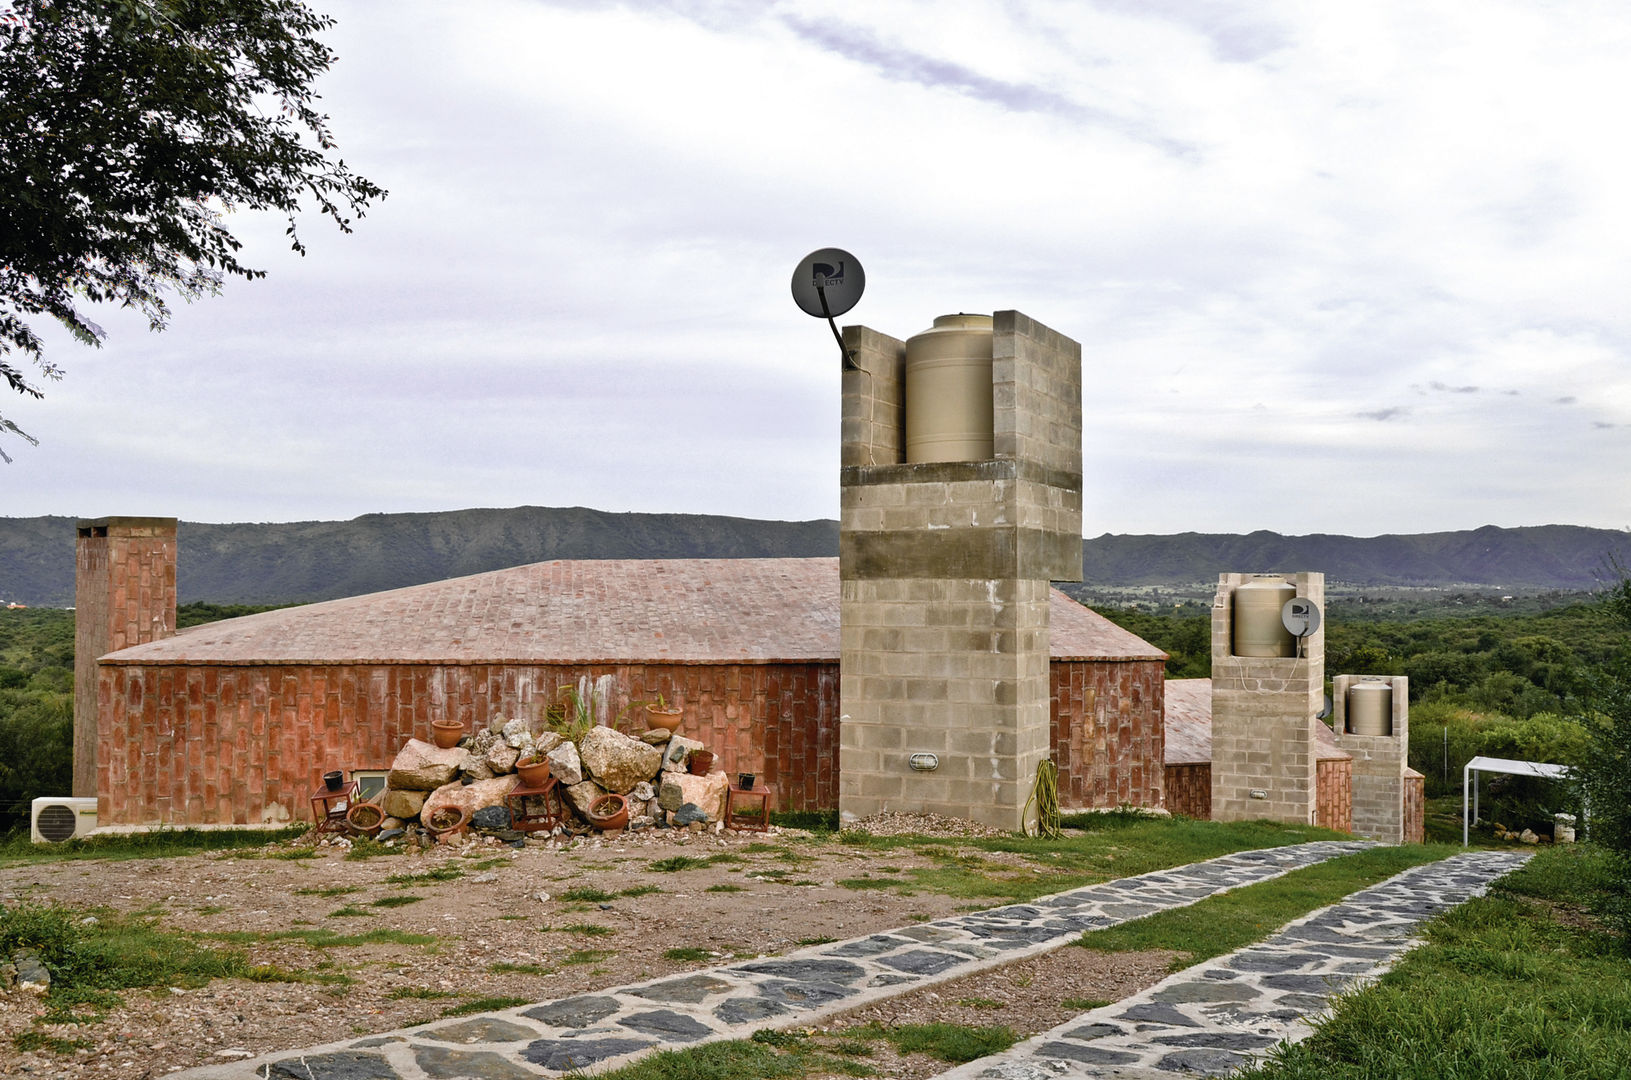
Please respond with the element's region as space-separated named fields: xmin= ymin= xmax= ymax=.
xmin=1463 ymin=755 xmax=1577 ymax=845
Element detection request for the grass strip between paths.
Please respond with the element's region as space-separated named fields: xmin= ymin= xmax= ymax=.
xmin=1074 ymin=844 xmax=1451 ymax=969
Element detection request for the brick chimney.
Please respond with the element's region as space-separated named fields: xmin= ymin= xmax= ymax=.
xmin=73 ymin=517 xmax=177 ymax=797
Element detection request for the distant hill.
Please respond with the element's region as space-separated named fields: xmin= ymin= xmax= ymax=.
xmin=1 ymin=510 xmax=1626 ymax=607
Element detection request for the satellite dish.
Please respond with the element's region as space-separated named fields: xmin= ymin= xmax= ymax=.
xmin=1317 ymin=693 xmax=1333 ymax=721
xmin=1281 ymin=597 xmax=1322 ymax=638
xmin=791 ymin=248 xmax=864 ymax=318
xmin=791 ymin=248 xmax=865 ymax=370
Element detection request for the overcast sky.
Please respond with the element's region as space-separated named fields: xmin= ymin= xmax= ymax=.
xmin=7 ymin=0 xmax=1629 ymax=537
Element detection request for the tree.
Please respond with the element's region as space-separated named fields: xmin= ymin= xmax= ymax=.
xmin=0 ymin=0 xmax=384 ymax=460
xmin=1576 ymin=570 xmax=1631 ymax=947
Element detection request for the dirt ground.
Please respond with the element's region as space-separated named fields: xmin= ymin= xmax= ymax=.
xmin=0 ymin=820 xmax=1178 ymax=1079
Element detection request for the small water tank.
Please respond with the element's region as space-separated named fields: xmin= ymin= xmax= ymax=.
xmin=1347 ymin=680 xmax=1393 ymax=736
xmin=905 ymin=313 xmax=994 ymax=463
xmin=1232 ymin=579 xmax=1297 ymax=657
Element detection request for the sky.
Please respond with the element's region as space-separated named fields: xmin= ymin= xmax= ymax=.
xmin=6 ymin=0 xmax=1630 ymax=537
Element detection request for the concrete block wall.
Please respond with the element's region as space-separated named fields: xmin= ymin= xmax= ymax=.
xmin=74 ymin=517 xmax=177 ymax=797
xmin=1209 ymin=572 xmax=1325 ymax=824
xmin=1404 ymin=770 xmax=1425 ymax=843
xmin=840 ymin=326 xmax=907 ymax=468
xmin=1051 ymin=659 xmax=1165 ymax=809
xmin=839 ymin=310 xmax=1082 ymax=832
xmin=96 ymin=659 xmax=839 ymax=826
xmin=1332 ymin=674 xmax=1411 ymax=843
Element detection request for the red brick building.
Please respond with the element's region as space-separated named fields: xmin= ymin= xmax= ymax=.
xmin=81 ymin=520 xmax=1168 ymax=827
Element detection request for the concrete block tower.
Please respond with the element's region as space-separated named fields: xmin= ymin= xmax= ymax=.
xmin=1209 ymin=572 xmax=1324 ymax=824
xmin=73 ymin=517 xmax=177 ymax=797
xmin=1332 ymin=673 xmax=1410 ymax=842
xmin=838 ymin=311 xmax=1083 ymax=830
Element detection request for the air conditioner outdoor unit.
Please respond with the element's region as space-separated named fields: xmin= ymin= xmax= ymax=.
xmin=31 ymin=797 xmax=98 ymax=844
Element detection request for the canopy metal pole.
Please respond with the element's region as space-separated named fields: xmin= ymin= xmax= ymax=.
xmin=1463 ymin=762 xmax=1471 ymax=846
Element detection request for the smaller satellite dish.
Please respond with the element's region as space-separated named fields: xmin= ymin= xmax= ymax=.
xmin=1282 ymin=597 xmax=1322 ymax=638
xmin=791 ymin=248 xmax=865 ymax=319
xmin=1317 ymin=693 xmax=1333 ymax=721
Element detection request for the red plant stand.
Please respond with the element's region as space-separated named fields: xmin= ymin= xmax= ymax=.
xmin=506 ymin=776 xmax=565 ymax=834
xmin=725 ymin=783 xmax=773 ymax=832
xmin=309 ymin=780 xmax=358 ymax=836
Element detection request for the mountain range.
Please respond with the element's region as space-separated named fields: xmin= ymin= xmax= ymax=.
xmin=1 ymin=508 xmax=1626 ymax=607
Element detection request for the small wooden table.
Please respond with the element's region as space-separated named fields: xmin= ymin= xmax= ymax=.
xmin=725 ymin=783 xmax=774 ymax=832
xmin=506 ymin=776 xmax=565 ymax=834
xmin=309 ymin=780 xmax=358 ymax=836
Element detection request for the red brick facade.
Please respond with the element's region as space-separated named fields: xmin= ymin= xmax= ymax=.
xmin=99 ymin=655 xmax=1171 ymax=827
xmin=1315 ymin=757 xmax=1353 ymax=833
xmin=1050 ymin=659 xmax=1165 ymax=810
xmin=74 ymin=518 xmax=177 ymax=797
xmin=98 ymin=661 xmax=841 ymax=825
xmin=1163 ymin=763 xmax=1211 ymax=819
xmin=1404 ymin=768 xmax=1425 ymax=844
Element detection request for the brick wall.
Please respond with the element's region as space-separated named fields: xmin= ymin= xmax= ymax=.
xmin=1315 ymin=757 xmax=1353 ymax=833
xmin=1050 ymin=659 xmax=1164 ymax=809
xmin=98 ymin=660 xmax=839 ymax=826
xmin=96 ymin=654 xmax=1158 ymax=828
xmin=74 ymin=518 xmax=176 ymax=797
xmin=1404 ymin=769 xmax=1425 ymax=844
xmin=1164 ymin=763 xmax=1211 ymax=819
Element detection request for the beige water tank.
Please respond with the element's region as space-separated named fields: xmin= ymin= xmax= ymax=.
xmin=1232 ymin=579 xmax=1297 ymax=657
xmin=905 ymin=313 xmax=994 ymax=463
xmin=1347 ymin=680 xmax=1393 ymax=736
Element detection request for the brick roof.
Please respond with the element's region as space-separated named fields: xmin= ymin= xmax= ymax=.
xmin=103 ymin=557 xmax=1162 ymax=667
xmin=1162 ymin=677 xmax=1350 ymax=765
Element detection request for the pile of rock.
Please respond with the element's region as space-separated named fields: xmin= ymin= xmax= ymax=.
xmin=370 ymin=719 xmax=731 ymax=841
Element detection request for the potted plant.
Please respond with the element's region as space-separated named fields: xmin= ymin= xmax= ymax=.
xmin=586 ymin=792 xmax=629 ymax=831
xmin=643 ymin=693 xmax=683 ymax=734
xmin=424 ymin=804 xmax=469 ymax=839
xmin=344 ymin=801 xmax=384 ymax=838
xmin=688 ymin=749 xmax=715 ymax=775
xmin=515 ymin=751 xmax=552 ymax=788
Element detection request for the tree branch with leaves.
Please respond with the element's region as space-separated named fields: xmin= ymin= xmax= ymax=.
xmin=0 ymin=0 xmax=385 ymax=460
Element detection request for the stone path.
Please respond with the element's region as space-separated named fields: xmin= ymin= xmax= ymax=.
xmin=929 ymin=849 xmax=1529 ymax=1080
xmin=172 ymin=841 xmax=1369 ymax=1079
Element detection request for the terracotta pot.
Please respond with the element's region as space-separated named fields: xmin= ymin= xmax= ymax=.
xmin=688 ymin=750 xmax=715 ymax=776
xmin=345 ymin=802 xmax=384 ymax=837
xmin=431 ymin=720 xmax=465 ymax=749
xmin=586 ymin=793 xmax=629 ymax=831
xmin=423 ymin=805 xmax=469 ymax=837
xmin=644 ymin=705 xmax=684 ymax=734
xmin=515 ymin=759 xmax=552 ymax=788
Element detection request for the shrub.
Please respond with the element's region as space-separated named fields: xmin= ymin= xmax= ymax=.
xmin=1574 ymin=574 xmax=1631 ymax=946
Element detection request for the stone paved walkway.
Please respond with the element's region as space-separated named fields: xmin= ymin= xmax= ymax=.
xmin=929 ymin=849 xmax=1529 ymax=1080
xmin=173 ymin=841 xmax=1369 ymax=1079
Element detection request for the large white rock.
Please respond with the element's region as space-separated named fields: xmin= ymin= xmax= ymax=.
xmin=563 ymin=779 xmax=607 ymax=818
xmin=485 ymin=741 xmax=521 ymax=774
xmin=421 ymin=775 xmax=519 ymax=825
xmin=501 ymin=718 xmax=533 ymax=749
xmin=579 ymin=726 xmax=663 ymax=794
xmin=381 ymin=788 xmax=426 ymax=820
xmin=547 ymin=740 xmax=584 ymax=785
xmin=386 ymin=739 xmax=468 ymax=791
xmin=657 ymin=771 xmax=728 ymax=822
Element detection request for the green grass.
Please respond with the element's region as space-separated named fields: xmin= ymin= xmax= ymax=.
xmin=619 ymin=885 xmax=663 ymax=897
xmin=648 ymin=853 xmax=744 ymax=872
xmin=438 ymin=996 xmax=530 ymax=1017
xmin=706 ymin=883 xmax=745 ymax=893
xmin=488 ymin=961 xmax=552 ymax=975
xmin=384 ymin=865 xmax=463 ymax=886
xmin=267 ymin=847 xmax=319 ymax=860
xmin=560 ymin=886 xmax=616 ymax=902
xmin=1075 ymin=845 xmax=1447 ymax=968
xmin=562 ymin=922 xmax=614 ymax=937
xmin=1239 ymin=845 xmax=1631 ymax=1080
xmin=369 ymin=895 xmax=423 ymax=908
xmin=795 ymin=936 xmax=836 ymax=946
xmin=343 ymin=836 xmax=402 ymax=860
xmin=387 ymin=986 xmax=454 ymax=1000
xmin=556 ymin=1032 xmax=870 ymax=1079
xmin=326 ymin=905 xmax=372 ymax=918
xmin=858 ymin=1022 xmax=1017 ymax=1062
xmin=664 ymin=946 xmax=714 ymax=962
xmin=293 ymin=885 xmax=359 ymax=897
xmin=1060 ymin=996 xmax=1111 ymax=1010
xmin=827 ymin=817 xmax=1352 ymax=905
xmin=564 ymin=949 xmax=615 ymax=965
xmin=0 ymin=826 xmax=308 ymax=867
